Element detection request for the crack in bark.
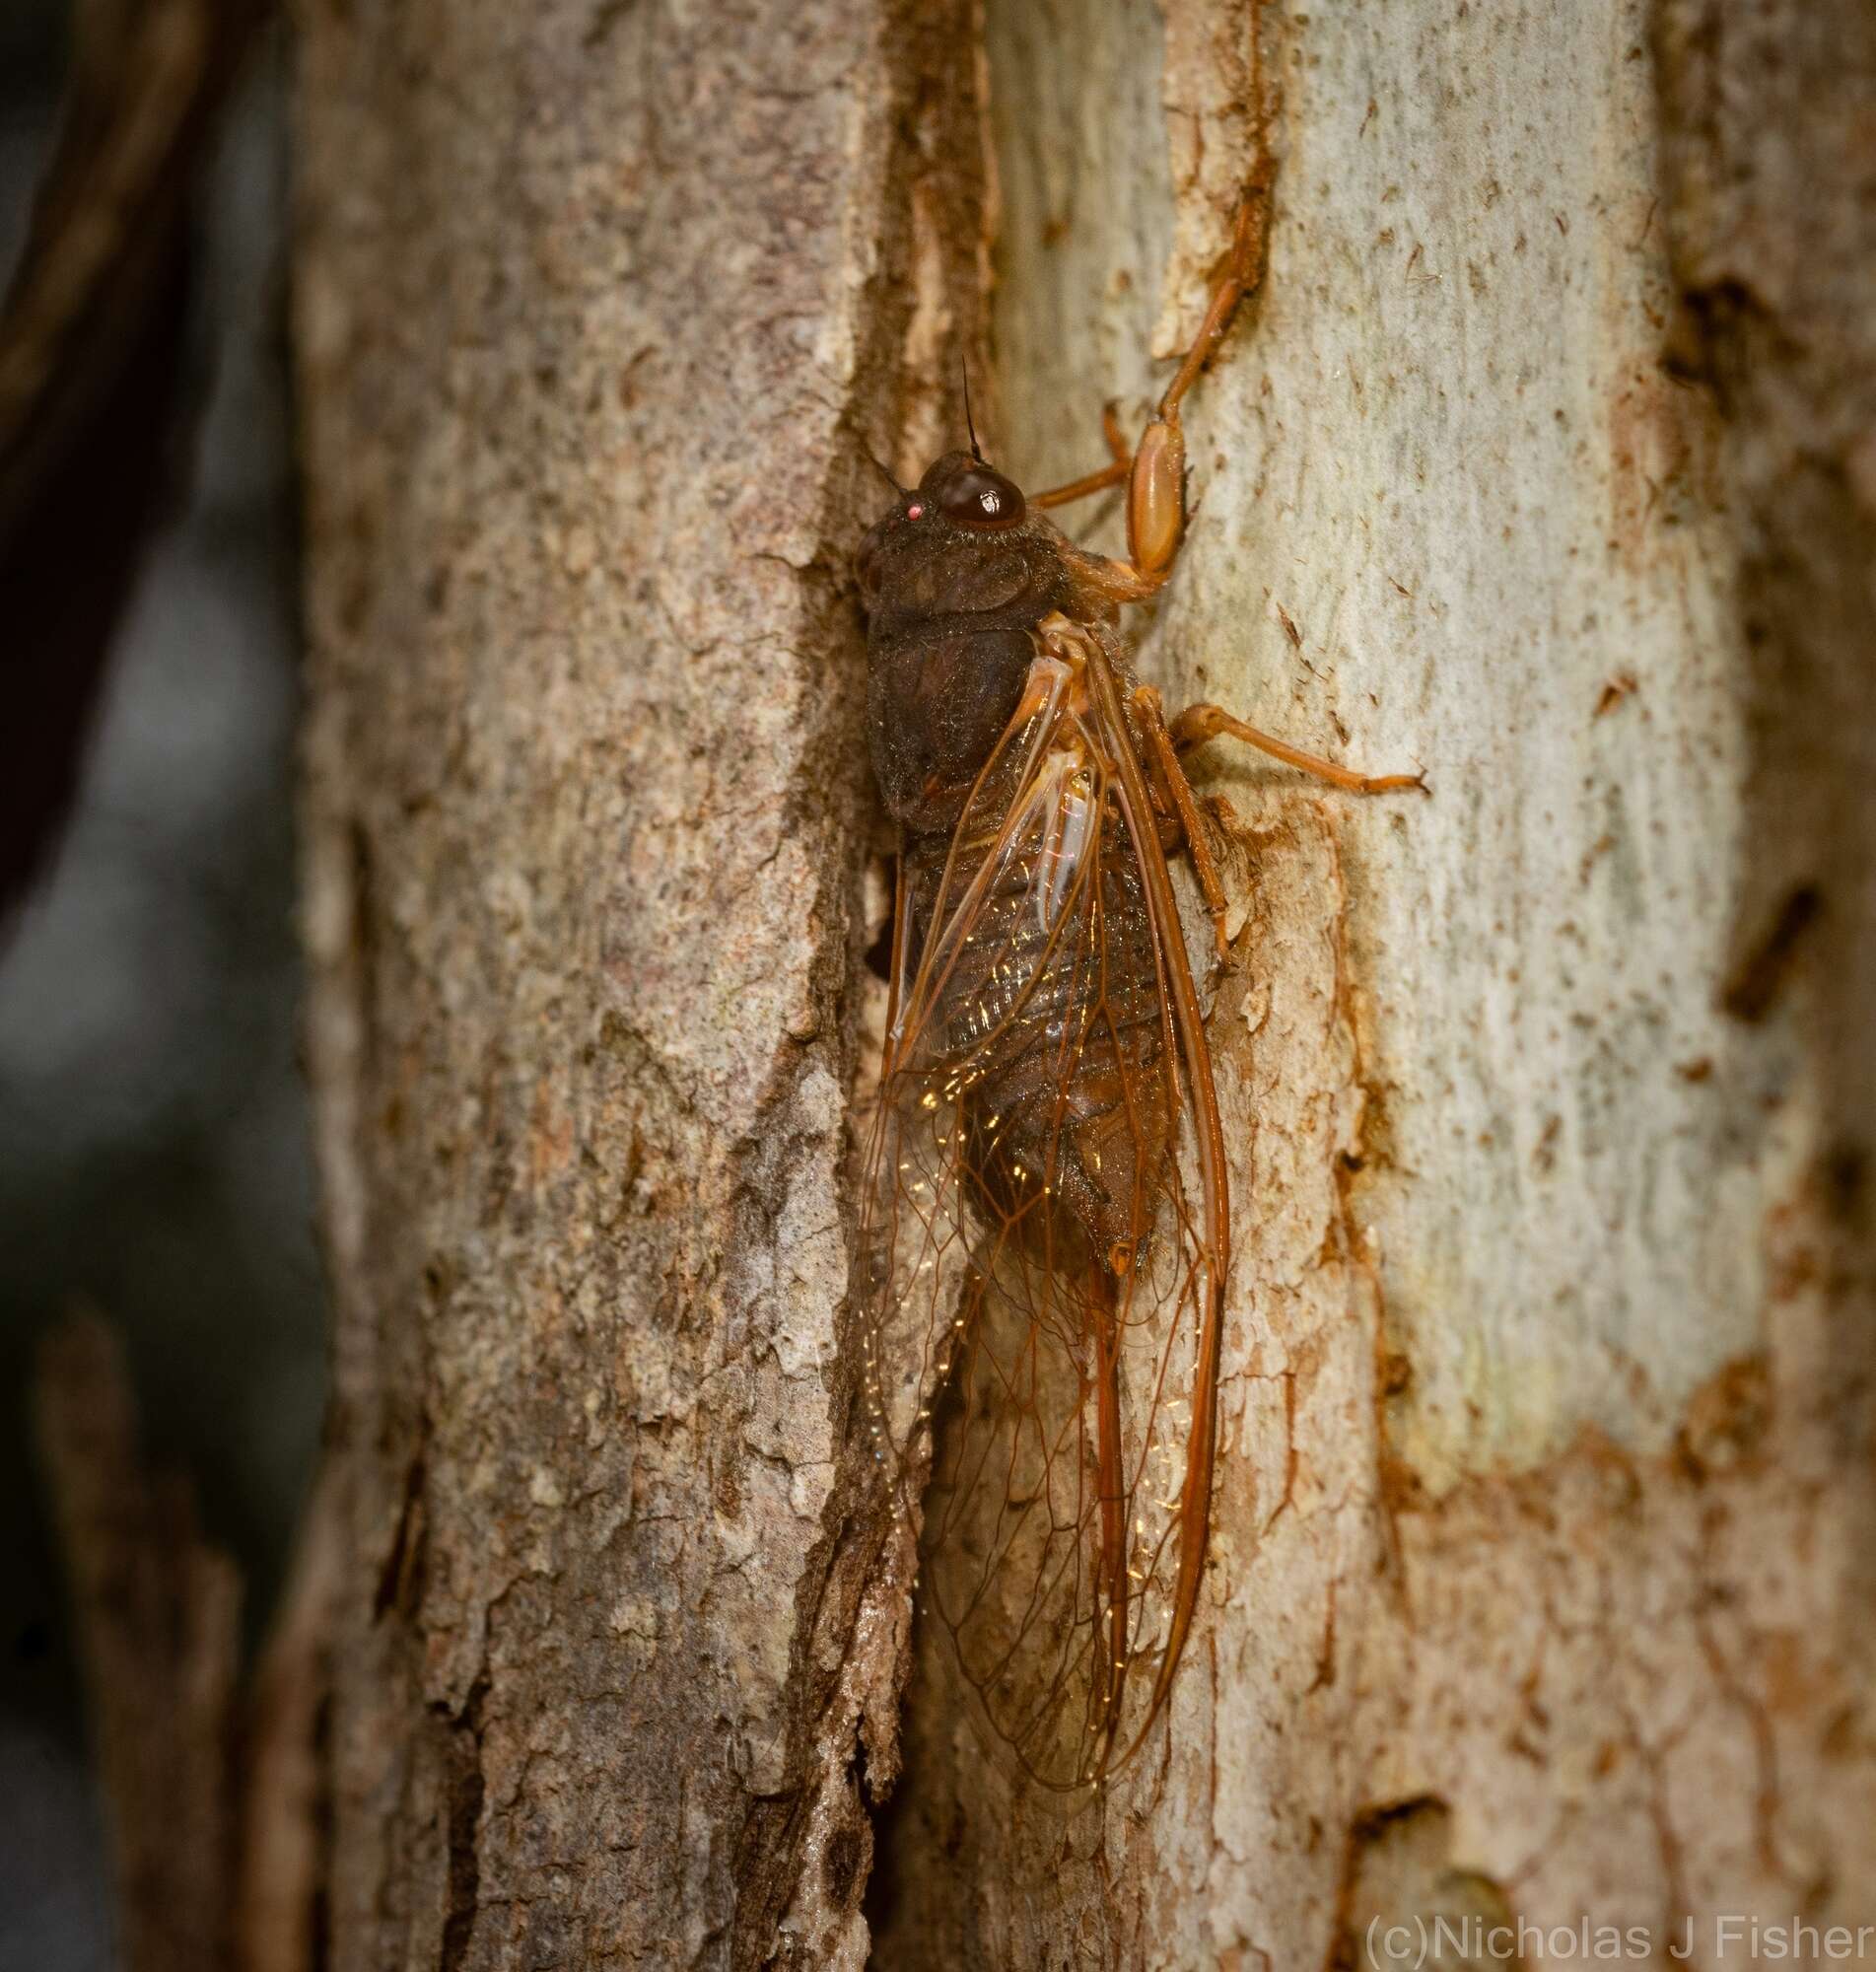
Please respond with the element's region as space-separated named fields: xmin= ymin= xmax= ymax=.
xmin=439 ymin=1673 xmax=491 ymax=1972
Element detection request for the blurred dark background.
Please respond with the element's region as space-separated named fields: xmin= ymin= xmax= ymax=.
xmin=0 ymin=9 xmax=320 ymax=1966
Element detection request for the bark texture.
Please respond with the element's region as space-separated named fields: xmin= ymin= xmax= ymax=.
xmin=295 ymin=0 xmax=1876 ymax=1965
xmin=295 ymin=1 xmax=987 ymax=1964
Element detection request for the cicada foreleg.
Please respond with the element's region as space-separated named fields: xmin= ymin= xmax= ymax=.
xmin=1030 ymin=122 xmax=1277 ymax=600
xmin=1123 ymin=173 xmax=1274 ymax=582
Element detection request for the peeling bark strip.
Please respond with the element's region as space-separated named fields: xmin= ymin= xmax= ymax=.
xmin=37 ymin=1312 xmax=340 ymax=1972
xmin=295 ymin=2 xmax=988 ymax=1964
xmin=296 ymin=0 xmax=1876 ymax=1963
xmin=35 ymin=1314 xmax=242 ymax=1972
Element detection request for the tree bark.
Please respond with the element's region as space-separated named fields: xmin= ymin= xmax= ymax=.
xmin=294 ymin=0 xmax=991 ymax=1963
xmin=295 ymin=0 xmax=1876 ymax=1966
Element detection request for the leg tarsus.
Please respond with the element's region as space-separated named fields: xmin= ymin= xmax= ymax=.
xmin=1155 ymin=148 xmax=1277 ymax=425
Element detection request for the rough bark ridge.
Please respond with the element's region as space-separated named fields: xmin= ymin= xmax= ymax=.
xmin=294 ymin=2 xmax=989 ymax=1964
xmin=872 ymin=0 xmax=1876 ymax=1963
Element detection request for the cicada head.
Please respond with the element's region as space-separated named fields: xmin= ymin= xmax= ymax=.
xmin=857 ymin=452 xmax=1055 ymax=625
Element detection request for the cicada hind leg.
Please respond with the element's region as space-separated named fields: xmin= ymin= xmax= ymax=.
xmin=1131 ymin=681 xmax=1427 ymax=964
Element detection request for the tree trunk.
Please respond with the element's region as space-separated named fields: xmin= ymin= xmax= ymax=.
xmin=293 ymin=0 xmax=992 ymax=1962
xmin=294 ymin=0 xmax=1876 ymax=1965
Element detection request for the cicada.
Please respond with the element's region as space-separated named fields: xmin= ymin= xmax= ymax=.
xmin=856 ymin=187 xmax=1421 ymax=1796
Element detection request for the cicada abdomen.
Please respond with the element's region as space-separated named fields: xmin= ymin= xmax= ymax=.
xmin=858 ymin=599 xmax=1228 ymax=1796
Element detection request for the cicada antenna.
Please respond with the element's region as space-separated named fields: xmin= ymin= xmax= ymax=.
xmin=863 ymin=446 xmax=906 ymax=497
xmin=962 ymin=360 xmax=985 ymax=463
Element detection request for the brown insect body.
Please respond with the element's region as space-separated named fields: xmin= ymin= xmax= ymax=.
xmin=860 ymin=454 xmax=1180 ymax=1278
xmin=857 ymin=452 xmax=1228 ymax=1794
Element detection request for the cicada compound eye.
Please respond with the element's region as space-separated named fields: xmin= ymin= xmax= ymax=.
xmin=938 ymin=462 xmax=1026 ymax=529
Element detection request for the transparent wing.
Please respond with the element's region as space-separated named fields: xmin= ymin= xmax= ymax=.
xmin=859 ymin=625 xmax=1227 ymax=1796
